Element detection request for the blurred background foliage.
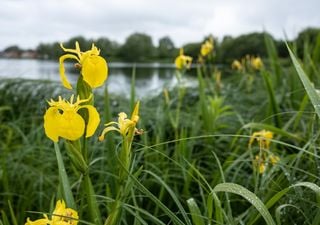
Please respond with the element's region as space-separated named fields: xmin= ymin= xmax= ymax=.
xmin=2 ymin=27 xmax=320 ymax=63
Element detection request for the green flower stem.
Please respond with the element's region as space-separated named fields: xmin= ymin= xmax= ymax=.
xmin=54 ymin=142 xmax=76 ymax=209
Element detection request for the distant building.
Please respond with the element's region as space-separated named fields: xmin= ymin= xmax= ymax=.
xmin=21 ymin=50 xmax=38 ymax=59
xmin=0 ymin=49 xmax=38 ymax=59
xmin=2 ymin=50 xmax=21 ymax=58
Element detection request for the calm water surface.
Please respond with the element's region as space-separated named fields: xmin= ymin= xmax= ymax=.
xmin=0 ymin=59 xmax=197 ymax=98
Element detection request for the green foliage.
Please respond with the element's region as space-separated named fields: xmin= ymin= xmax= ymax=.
xmin=10 ymin=27 xmax=318 ymax=63
xmin=157 ymin=36 xmax=176 ymax=59
xmin=295 ymin=27 xmax=320 ymax=58
xmin=96 ymin=37 xmax=120 ymax=59
xmin=182 ymin=42 xmax=201 ymax=59
xmin=218 ymin=32 xmax=273 ymax=63
xmin=119 ymin=33 xmax=155 ymax=62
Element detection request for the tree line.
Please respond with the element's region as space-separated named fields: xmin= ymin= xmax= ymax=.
xmin=3 ymin=27 xmax=320 ymax=63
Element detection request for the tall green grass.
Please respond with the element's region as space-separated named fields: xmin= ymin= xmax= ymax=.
xmin=1 ymin=39 xmax=320 ymax=225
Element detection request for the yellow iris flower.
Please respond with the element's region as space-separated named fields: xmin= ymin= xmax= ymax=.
xmin=99 ymin=102 xmax=140 ymax=140
xmin=59 ymin=41 xmax=108 ymax=89
xmin=251 ymin=56 xmax=263 ymax=70
xmin=44 ymin=94 xmax=100 ymax=142
xmin=200 ymin=38 xmax=214 ymax=56
xmin=249 ymin=129 xmax=273 ymax=149
xmin=25 ymin=200 xmax=78 ymax=225
xmin=231 ymin=60 xmax=243 ymax=71
xmin=174 ymin=48 xmax=192 ymax=70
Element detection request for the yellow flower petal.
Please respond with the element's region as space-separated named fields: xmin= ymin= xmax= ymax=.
xmin=25 ymin=217 xmax=50 ymax=225
xmin=60 ymin=42 xmax=82 ymax=56
xmin=82 ymin=55 xmax=108 ymax=88
xmin=98 ymin=126 xmax=120 ymax=141
xmin=59 ymin=54 xmax=80 ymax=89
xmin=44 ymin=107 xmax=61 ymax=142
xmin=56 ymin=110 xmax=85 ymax=141
xmin=131 ymin=101 xmax=140 ymax=122
xmin=80 ymin=105 xmax=101 ymax=138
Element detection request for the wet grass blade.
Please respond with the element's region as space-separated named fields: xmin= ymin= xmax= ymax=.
xmin=249 ymin=182 xmax=320 ymax=225
xmin=213 ymin=183 xmax=276 ymax=225
xmin=287 ymin=43 xmax=320 ymax=119
xmin=187 ymin=198 xmax=205 ymax=225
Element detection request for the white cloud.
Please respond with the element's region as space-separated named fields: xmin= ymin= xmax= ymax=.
xmin=0 ymin=0 xmax=319 ymax=50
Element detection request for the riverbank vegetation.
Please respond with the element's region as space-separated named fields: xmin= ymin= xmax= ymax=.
xmin=1 ymin=33 xmax=320 ymax=225
xmin=2 ymin=27 xmax=320 ymax=63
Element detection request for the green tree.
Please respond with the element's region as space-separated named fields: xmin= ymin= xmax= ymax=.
xmin=64 ymin=36 xmax=91 ymax=50
xmin=119 ymin=33 xmax=155 ymax=62
xmin=182 ymin=42 xmax=201 ymax=59
xmin=95 ymin=37 xmax=120 ymax=60
xmin=218 ymin=32 xmax=273 ymax=63
xmin=295 ymin=27 xmax=320 ymax=58
xmin=157 ymin=36 xmax=175 ymax=59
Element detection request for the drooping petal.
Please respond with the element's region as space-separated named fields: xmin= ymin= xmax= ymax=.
xmin=81 ymin=55 xmax=108 ymax=88
xmin=79 ymin=105 xmax=100 ymax=137
xmin=25 ymin=217 xmax=50 ymax=225
xmin=59 ymin=54 xmax=80 ymax=89
xmin=98 ymin=126 xmax=121 ymax=141
xmin=44 ymin=107 xmax=61 ymax=142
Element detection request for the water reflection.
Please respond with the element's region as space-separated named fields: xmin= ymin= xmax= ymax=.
xmin=0 ymin=59 xmax=197 ymax=98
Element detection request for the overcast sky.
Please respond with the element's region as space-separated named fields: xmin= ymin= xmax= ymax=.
xmin=0 ymin=0 xmax=319 ymax=50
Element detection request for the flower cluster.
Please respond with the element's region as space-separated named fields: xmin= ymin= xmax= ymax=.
xmin=43 ymin=42 xmax=109 ymax=143
xmin=231 ymin=55 xmax=264 ymax=72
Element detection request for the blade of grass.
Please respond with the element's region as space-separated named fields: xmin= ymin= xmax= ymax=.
xmin=127 ymin=169 xmax=186 ymax=225
xmin=248 ymin=182 xmax=320 ymax=225
xmin=145 ymin=170 xmax=192 ymax=225
xmin=187 ymin=198 xmax=205 ymax=225
xmin=54 ymin=142 xmax=76 ymax=209
xmin=213 ymin=183 xmax=276 ymax=225
xmin=261 ymin=70 xmax=282 ymax=127
xmin=287 ymin=43 xmax=320 ymax=119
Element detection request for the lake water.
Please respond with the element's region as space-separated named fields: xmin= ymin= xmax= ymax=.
xmin=0 ymin=59 xmax=198 ymax=98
